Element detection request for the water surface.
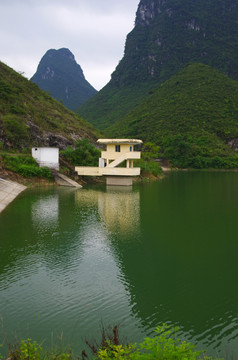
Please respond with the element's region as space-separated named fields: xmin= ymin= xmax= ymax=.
xmin=1 ymin=171 xmax=238 ymax=356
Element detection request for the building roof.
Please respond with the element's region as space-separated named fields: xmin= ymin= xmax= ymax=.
xmin=97 ymin=139 xmax=143 ymax=145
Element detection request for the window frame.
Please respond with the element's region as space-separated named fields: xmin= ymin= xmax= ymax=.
xmin=115 ymin=145 xmax=121 ymax=152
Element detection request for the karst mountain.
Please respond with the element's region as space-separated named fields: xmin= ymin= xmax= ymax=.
xmin=31 ymin=48 xmax=97 ymax=111
xmin=77 ymin=0 xmax=238 ymax=130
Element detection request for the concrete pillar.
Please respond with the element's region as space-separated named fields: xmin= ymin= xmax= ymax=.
xmin=106 ymin=176 xmax=133 ymax=186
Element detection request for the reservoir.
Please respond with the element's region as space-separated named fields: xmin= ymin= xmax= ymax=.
xmin=0 ymin=171 xmax=238 ymax=357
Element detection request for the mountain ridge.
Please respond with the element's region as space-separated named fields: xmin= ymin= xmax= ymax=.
xmin=77 ymin=0 xmax=238 ymax=129
xmin=31 ymin=48 xmax=97 ymax=111
xmin=108 ymin=63 xmax=238 ymax=167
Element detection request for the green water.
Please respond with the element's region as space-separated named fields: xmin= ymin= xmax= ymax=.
xmin=1 ymin=171 xmax=238 ymax=357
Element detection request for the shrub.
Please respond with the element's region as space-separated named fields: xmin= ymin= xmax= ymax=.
xmin=139 ymin=159 xmax=162 ymax=177
xmin=61 ymin=138 xmax=100 ymax=166
xmin=6 ymin=338 xmax=72 ymax=360
xmin=1 ymin=154 xmax=53 ymax=179
xmin=133 ymin=141 xmax=162 ymax=177
xmin=141 ymin=142 xmax=160 ymax=161
xmin=97 ymin=324 xmax=213 ymax=360
xmin=1 ymin=325 xmax=222 ymax=360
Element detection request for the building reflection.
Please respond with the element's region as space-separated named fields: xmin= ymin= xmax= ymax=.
xmin=75 ymin=186 xmax=140 ymax=235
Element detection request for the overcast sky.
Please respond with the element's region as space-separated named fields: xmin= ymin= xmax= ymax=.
xmin=0 ymin=0 xmax=139 ymax=90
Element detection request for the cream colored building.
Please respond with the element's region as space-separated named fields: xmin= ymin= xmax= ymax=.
xmin=75 ymin=139 xmax=142 ymax=186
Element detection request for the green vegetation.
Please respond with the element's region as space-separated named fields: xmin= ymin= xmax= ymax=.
xmin=0 ymin=61 xmax=99 ymax=150
xmin=139 ymin=159 xmax=162 ymax=177
xmin=1 ymin=154 xmax=53 ymax=179
xmin=77 ymin=82 xmax=154 ymax=130
xmin=2 ymin=325 xmax=221 ymax=360
xmin=97 ymin=325 xmax=205 ymax=360
xmin=77 ymin=0 xmax=238 ymax=129
xmin=109 ymin=63 xmax=238 ymax=168
xmin=60 ymin=138 xmax=101 ymax=166
xmin=136 ymin=142 xmax=162 ymax=177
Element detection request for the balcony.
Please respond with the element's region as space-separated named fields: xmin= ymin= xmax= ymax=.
xmin=75 ymin=166 xmax=141 ymax=177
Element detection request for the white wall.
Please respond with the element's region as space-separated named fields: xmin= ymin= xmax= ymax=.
xmin=32 ymin=147 xmax=59 ymax=170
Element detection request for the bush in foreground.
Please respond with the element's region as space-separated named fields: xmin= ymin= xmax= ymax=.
xmin=2 ymin=325 xmax=222 ymax=360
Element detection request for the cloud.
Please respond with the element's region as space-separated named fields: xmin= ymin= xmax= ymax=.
xmin=0 ymin=0 xmax=139 ymax=90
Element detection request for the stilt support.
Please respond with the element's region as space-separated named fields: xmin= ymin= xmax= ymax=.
xmin=106 ymin=176 xmax=133 ymax=186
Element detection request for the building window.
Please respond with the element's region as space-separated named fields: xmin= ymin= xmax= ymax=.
xmin=115 ymin=145 xmax=121 ymax=152
xmin=130 ymin=146 xmax=133 ymax=152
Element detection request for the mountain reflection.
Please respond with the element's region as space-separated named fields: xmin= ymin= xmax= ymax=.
xmin=75 ymin=186 xmax=140 ymax=235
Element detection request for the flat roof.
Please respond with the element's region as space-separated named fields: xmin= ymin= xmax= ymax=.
xmin=97 ymin=139 xmax=143 ymax=145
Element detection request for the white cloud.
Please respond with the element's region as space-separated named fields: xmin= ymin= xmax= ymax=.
xmin=0 ymin=0 xmax=139 ymax=90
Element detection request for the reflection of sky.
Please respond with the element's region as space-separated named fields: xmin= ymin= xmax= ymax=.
xmin=31 ymin=194 xmax=59 ymax=227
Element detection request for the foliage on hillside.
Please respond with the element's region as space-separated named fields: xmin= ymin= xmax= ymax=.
xmin=77 ymin=81 xmax=155 ymax=130
xmin=108 ymin=63 xmax=238 ymax=168
xmin=77 ymin=0 xmax=238 ymax=129
xmin=31 ymin=48 xmax=97 ymax=111
xmin=0 ymin=61 xmax=100 ymax=150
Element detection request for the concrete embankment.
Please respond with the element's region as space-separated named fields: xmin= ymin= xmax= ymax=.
xmin=0 ymin=178 xmax=26 ymax=214
xmin=51 ymin=170 xmax=82 ymax=188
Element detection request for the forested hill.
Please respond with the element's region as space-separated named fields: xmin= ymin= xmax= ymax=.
xmin=77 ymin=0 xmax=238 ymax=130
xmin=107 ymin=63 xmax=238 ymax=168
xmin=31 ymin=48 xmax=97 ymax=111
xmin=0 ymin=61 xmax=99 ymax=150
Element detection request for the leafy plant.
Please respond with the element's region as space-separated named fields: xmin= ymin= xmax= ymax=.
xmin=1 ymin=154 xmax=53 ymax=179
xmin=133 ymin=142 xmax=162 ymax=177
xmin=18 ymin=339 xmax=42 ymax=360
xmin=7 ymin=339 xmax=42 ymax=360
xmin=97 ymin=342 xmax=136 ymax=360
xmin=1 ymin=325 xmax=222 ymax=360
xmin=96 ymin=324 xmax=216 ymax=360
xmin=61 ymin=138 xmax=100 ymax=166
xmin=138 ymin=159 xmax=162 ymax=177
xmin=141 ymin=142 xmax=160 ymax=161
